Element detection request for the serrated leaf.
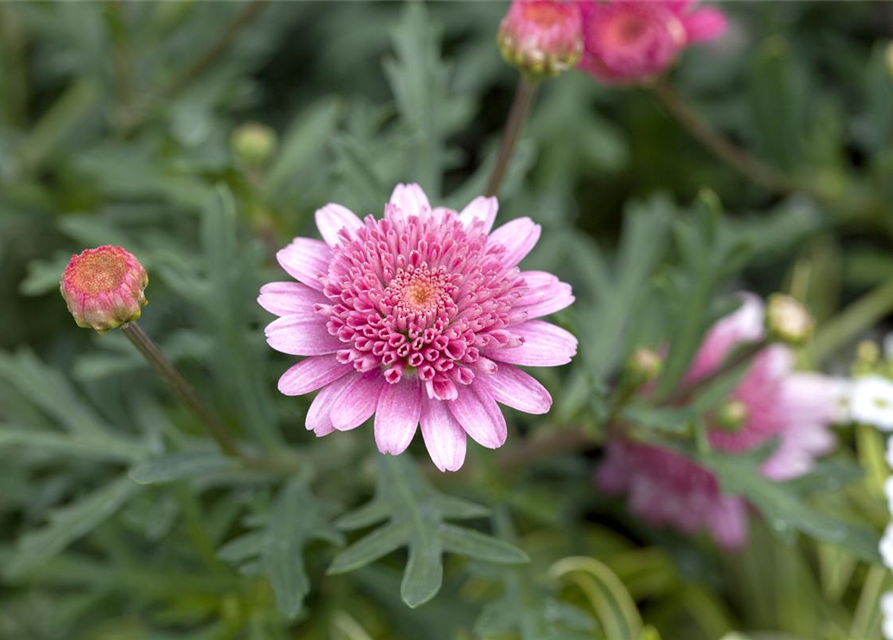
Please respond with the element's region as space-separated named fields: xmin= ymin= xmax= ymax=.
xmin=129 ymin=451 xmax=235 ymax=485
xmin=6 ymin=474 xmax=142 ymax=577
xmin=329 ymin=455 xmax=522 ymax=608
xmin=217 ymin=479 xmax=343 ymax=618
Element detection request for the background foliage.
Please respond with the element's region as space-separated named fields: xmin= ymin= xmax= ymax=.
xmin=1 ymin=2 xmax=893 ymax=639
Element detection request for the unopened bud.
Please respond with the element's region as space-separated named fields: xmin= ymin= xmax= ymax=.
xmin=714 ymin=399 xmax=749 ymax=432
xmin=765 ymin=294 xmax=814 ymax=346
xmin=231 ymin=122 xmax=277 ymax=167
xmin=498 ymin=0 xmax=583 ymax=79
xmin=61 ymin=246 xmax=148 ymax=333
xmin=627 ymin=347 xmax=663 ymax=383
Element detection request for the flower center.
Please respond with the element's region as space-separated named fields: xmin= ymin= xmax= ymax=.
xmin=388 ymin=267 xmax=450 ymax=316
xmin=71 ymin=252 xmax=127 ymax=295
xmin=522 ymin=2 xmax=570 ymax=27
xmin=610 ymin=14 xmax=648 ymax=45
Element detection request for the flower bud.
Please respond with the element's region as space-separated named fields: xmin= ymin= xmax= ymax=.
xmin=231 ymin=122 xmax=277 ymax=167
xmin=765 ymin=294 xmax=814 ymax=346
xmin=713 ymin=399 xmax=748 ymax=432
xmin=61 ymin=246 xmax=148 ymax=333
xmin=627 ymin=347 xmax=663 ymax=383
xmin=498 ymin=0 xmax=583 ymax=79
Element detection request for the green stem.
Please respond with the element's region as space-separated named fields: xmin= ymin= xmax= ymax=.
xmin=811 ymin=277 xmax=893 ymax=364
xmin=486 ymin=76 xmax=538 ymax=197
xmin=121 ymin=322 xmax=242 ymax=459
xmin=651 ymin=79 xmax=802 ymax=195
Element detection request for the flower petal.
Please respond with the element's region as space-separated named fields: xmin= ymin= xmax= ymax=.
xmin=488 ymin=217 xmax=540 ymax=267
xmin=315 ymin=203 xmax=364 ymax=247
xmin=258 ymin=282 xmax=328 ymax=317
xmin=306 ymin=372 xmax=357 ymax=436
xmin=515 ymin=271 xmax=574 ymax=320
xmin=265 ymin=315 xmax=342 ymax=356
xmin=683 ymin=8 xmax=728 ymax=44
xmin=330 ymin=370 xmax=386 ymax=431
xmin=459 ymin=196 xmax=498 ymax=234
xmin=686 ymin=293 xmax=764 ymax=384
xmin=276 ymin=238 xmax=331 ymax=291
xmin=447 ymin=384 xmax=507 ymax=449
xmin=389 ymin=183 xmax=430 ymax=217
xmin=485 ymin=320 xmax=577 ymax=367
xmin=420 ymin=396 xmax=467 ymax=472
xmin=374 ymin=377 xmax=422 ymax=455
xmin=277 ymin=355 xmax=352 ymax=397
xmin=477 ymin=365 xmax=552 ymax=415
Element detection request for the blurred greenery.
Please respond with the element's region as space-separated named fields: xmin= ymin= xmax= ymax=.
xmin=2 ymin=2 xmax=893 ymax=639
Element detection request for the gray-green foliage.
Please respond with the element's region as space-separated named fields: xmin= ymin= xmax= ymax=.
xmin=0 ymin=2 xmax=891 ymax=639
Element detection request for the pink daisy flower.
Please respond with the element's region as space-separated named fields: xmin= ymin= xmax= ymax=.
xmin=579 ymin=0 xmax=728 ymax=84
xmin=597 ymin=294 xmax=839 ymax=550
xmin=260 ymin=184 xmax=576 ymax=471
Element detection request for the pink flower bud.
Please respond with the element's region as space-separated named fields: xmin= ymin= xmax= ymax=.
xmin=498 ymin=0 xmax=583 ymax=79
xmin=61 ymin=246 xmax=148 ymax=333
xmin=580 ymin=0 xmax=728 ymax=85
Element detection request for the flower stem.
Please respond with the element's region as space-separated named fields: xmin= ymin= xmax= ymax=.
xmin=121 ymin=322 xmax=242 ymax=459
xmin=811 ymin=277 xmax=893 ymax=365
xmin=651 ymin=79 xmax=801 ymax=195
xmin=486 ymin=76 xmax=538 ymax=197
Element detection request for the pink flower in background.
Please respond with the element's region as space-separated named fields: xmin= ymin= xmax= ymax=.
xmin=260 ymin=184 xmax=576 ymax=471
xmin=498 ymin=0 xmax=584 ymax=77
xmin=579 ymin=0 xmax=728 ymax=84
xmin=597 ymin=294 xmax=839 ymax=550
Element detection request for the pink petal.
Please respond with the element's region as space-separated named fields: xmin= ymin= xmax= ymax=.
xmin=706 ymin=497 xmax=748 ymax=552
xmin=306 ymin=372 xmax=357 ymax=436
xmin=686 ymin=293 xmax=764 ymax=384
xmin=477 ymin=365 xmax=552 ymax=415
xmin=276 ymin=238 xmax=331 ymax=291
xmin=485 ymin=320 xmax=577 ymax=367
xmin=488 ymin=217 xmax=541 ymax=268
xmin=265 ymin=315 xmax=342 ymax=356
xmin=374 ymin=377 xmax=422 ymax=455
xmin=447 ymin=385 xmax=507 ymax=449
xmin=277 ymin=355 xmax=352 ymax=397
xmin=420 ymin=396 xmax=467 ymax=472
xmin=515 ymin=272 xmax=574 ymax=320
xmin=258 ymin=282 xmax=328 ymax=317
xmin=683 ymin=8 xmax=728 ymax=44
xmin=330 ymin=370 xmax=386 ymax=431
xmin=315 ymin=203 xmax=364 ymax=247
xmin=389 ymin=183 xmax=430 ymax=217
xmin=459 ymin=196 xmax=498 ymax=234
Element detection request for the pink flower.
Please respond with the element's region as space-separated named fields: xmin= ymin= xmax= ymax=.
xmin=260 ymin=184 xmax=576 ymax=471
xmin=597 ymin=294 xmax=839 ymax=550
xmin=61 ymin=245 xmax=148 ymax=333
xmin=498 ymin=0 xmax=584 ymax=77
xmin=579 ymin=0 xmax=728 ymax=84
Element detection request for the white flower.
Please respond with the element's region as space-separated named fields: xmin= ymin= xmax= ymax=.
xmin=850 ymin=375 xmax=893 ymax=431
xmin=882 ymin=523 xmax=893 ymax=570
xmin=883 ymin=592 xmax=893 ymax=640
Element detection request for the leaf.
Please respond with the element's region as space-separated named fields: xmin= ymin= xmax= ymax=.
xmin=217 ymin=479 xmax=343 ymax=618
xmin=547 ymin=556 xmax=644 ymax=640
xmin=696 ymin=449 xmax=881 ymax=563
xmin=328 ymin=455 xmax=525 ymax=608
xmin=261 ymin=98 xmax=343 ymax=201
xmin=619 ymin=405 xmax=697 ymax=435
xmin=6 ymin=474 xmax=142 ymax=577
xmin=0 ymin=349 xmax=112 ymax=436
xmin=0 ymin=423 xmax=146 ymax=463
xmin=474 ymin=509 xmax=595 ymax=640
xmin=128 ymin=451 xmax=235 ymax=485
xmin=384 ymin=3 xmax=473 ymax=198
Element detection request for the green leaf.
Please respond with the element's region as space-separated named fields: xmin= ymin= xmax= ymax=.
xmin=328 ymin=456 xmax=524 ymax=608
xmin=0 ymin=423 xmax=145 ymax=463
xmin=6 ymin=474 xmax=142 ymax=577
xmin=619 ymin=405 xmax=697 ymax=435
xmin=696 ymin=449 xmax=881 ymax=563
xmin=217 ymin=479 xmax=343 ymax=618
xmin=128 ymin=451 xmax=235 ymax=485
